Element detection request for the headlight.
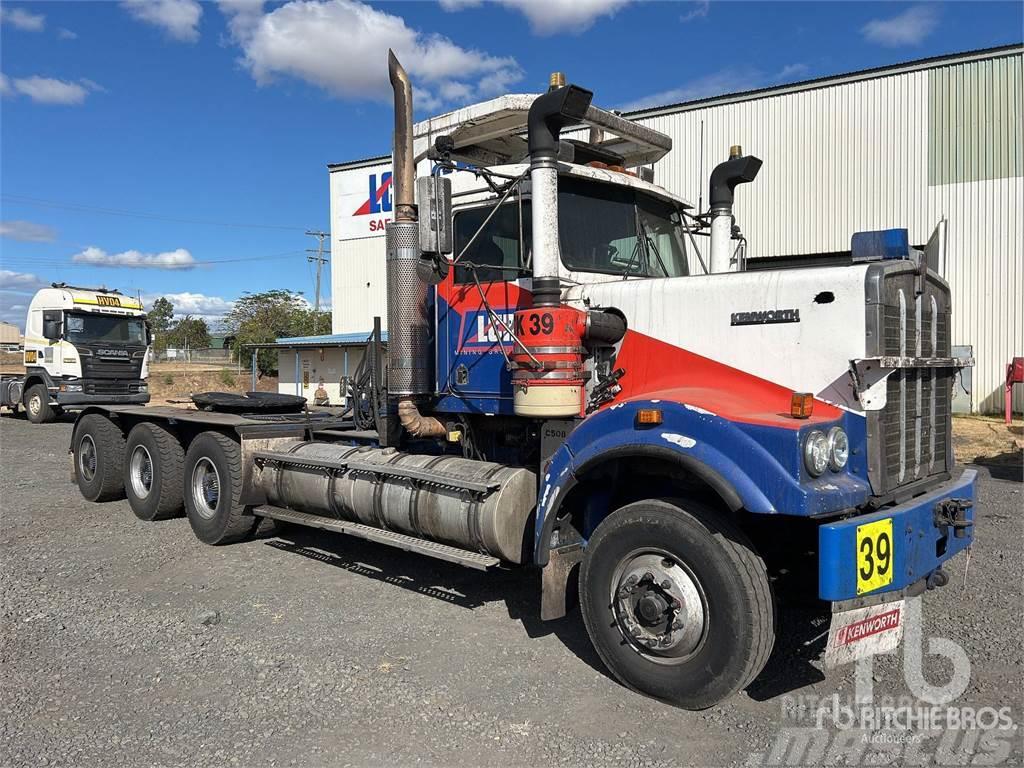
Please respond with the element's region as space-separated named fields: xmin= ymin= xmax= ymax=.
xmin=62 ymin=383 xmax=83 ymax=393
xmin=137 ymin=383 xmax=148 ymax=392
xmin=828 ymin=426 xmax=849 ymax=471
xmin=803 ymin=430 xmax=829 ymax=476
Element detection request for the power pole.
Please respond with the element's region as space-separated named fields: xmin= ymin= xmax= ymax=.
xmin=305 ymin=230 xmax=329 ymax=335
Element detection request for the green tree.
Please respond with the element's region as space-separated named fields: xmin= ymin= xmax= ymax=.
xmin=165 ymin=315 xmax=211 ymax=351
xmin=223 ymin=289 xmax=311 ymax=377
xmin=148 ymin=296 xmax=174 ymax=354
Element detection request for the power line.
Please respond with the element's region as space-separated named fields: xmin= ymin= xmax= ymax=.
xmin=1 ymin=193 xmax=310 ymax=232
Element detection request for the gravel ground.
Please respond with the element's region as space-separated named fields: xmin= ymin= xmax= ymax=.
xmin=1 ymin=415 xmax=1021 ymax=768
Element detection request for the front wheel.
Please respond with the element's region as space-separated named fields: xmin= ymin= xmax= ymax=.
xmin=24 ymin=384 xmax=56 ymax=424
xmin=579 ymin=498 xmax=775 ymax=710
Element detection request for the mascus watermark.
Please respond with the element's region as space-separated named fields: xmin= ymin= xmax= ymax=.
xmin=750 ymin=597 xmax=1019 ymax=766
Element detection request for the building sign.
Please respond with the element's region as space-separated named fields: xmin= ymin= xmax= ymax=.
xmin=334 ymin=164 xmax=393 ymax=240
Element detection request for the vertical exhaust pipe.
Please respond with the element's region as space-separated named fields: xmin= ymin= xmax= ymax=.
xmin=385 ymin=50 xmax=444 ymax=439
xmin=708 ymin=145 xmax=762 ymax=273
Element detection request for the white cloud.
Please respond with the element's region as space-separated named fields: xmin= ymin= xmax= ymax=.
xmin=776 ymin=63 xmax=809 ymax=81
xmin=72 ymin=246 xmax=197 ymax=270
xmin=440 ymin=0 xmax=631 ymax=35
xmin=142 ymin=291 xmax=235 ymax=327
xmin=3 ymin=75 xmax=90 ymax=105
xmin=679 ymin=0 xmax=709 ymax=23
xmin=0 ymin=6 xmax=45 ymax=32
xmin=0 ymin=220 xmax=57 ymax=243
xmin=57 ymin=27 xmax=78 ymax=40
xmin=0 ymin=270 xmax=49 ymax=327
xmin=121 ymin=0 xmax=203 ymax=42
xmin=221 ymin=0 xmax=522 ymax=108
xmin=621 ymin=67 xmax=763 ymax=111
xmin=862 ymin=5 xmax=940 ymax=47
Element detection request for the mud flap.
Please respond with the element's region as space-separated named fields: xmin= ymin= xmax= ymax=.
xmin=823 ymin=598 xmax=905 ymax=667
xmin=541 ymin=542 xmax=584 ymax=620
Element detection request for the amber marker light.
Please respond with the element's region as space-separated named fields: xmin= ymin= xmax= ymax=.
xmin=636 ymin=408 xmax=663 ymax=426
xmin=790 ymin=392 xmax=814 ymax=419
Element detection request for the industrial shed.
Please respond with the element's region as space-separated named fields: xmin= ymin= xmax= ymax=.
xmin=328 ymin=45 xmax=1022 ymax=413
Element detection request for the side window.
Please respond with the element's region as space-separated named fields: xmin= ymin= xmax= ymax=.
xmin=453 ymin=201 xmax=532 ymax=284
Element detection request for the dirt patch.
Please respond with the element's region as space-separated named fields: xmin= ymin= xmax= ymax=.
xmin=953 ymin=414 xmax=1023 ymax=481
xmin=148 ymin=366 xmax=278 ymax=406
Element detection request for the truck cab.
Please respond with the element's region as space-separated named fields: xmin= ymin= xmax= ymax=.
xmin=12 ymin=284 xmax=150 ymax=422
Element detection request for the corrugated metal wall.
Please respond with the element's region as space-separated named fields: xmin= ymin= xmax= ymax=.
xmin=330 ymin=236 xmax=388 ymax=335
xmin=632 ymin=50 xmax=1023 ymax=413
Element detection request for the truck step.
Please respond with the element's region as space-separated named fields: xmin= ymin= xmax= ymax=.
xmin=253 ymin=506 xmax=502 ymax=571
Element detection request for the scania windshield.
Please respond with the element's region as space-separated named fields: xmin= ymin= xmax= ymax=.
xmin=65 ymin=313 xmax=146 ymax=345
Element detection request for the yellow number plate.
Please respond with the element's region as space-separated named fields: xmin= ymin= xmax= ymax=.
xmin=856 ymin=517 xmax=894 ymax=595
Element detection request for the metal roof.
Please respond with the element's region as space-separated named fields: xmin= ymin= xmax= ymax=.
xmin=244 ymin=331 xmax=387 ymax=350
xmin=325 ymin=45 xmax=1022 ymax=171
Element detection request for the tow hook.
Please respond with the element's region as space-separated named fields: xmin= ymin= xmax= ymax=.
xmin=926 ymin=568 xmax=949 ymax=590
xmin=934 ymin=498 xmax=973 ymax=539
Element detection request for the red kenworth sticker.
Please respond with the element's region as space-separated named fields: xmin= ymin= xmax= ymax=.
xmin=836 ymin=607 xmax=902 ymax=645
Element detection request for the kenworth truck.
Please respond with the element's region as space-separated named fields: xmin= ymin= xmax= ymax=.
xmin=0 ymin=284 xmax=150 ymax=423
xmin=66 ymin=54 xmax=974 ymax=709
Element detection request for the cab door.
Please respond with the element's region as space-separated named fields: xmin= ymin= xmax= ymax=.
xmin=435 ymin=200 xmax=532 ymax=416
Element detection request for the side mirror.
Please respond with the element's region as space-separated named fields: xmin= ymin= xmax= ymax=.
xmin=42 ymin=312 xmax=62 ymax=341
xmin=417 ymin=176 xmax=453 ymax=256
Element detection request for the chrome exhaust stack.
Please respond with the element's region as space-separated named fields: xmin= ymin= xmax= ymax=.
xmin=386 ymin=50 xmax=444 ymax=438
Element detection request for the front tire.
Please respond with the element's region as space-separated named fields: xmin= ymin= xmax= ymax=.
xmin=183 ymin=431 xmax=257 ymax=545
xmin=73 ymin=414 xmax=127 ymax=502
xmin=125 ymin=422 xmax=185 ymax=521
xmin=24 ymin=384 xmax=55 ymax=424
xmin=579 ymin=498 xmax=775 ymax=710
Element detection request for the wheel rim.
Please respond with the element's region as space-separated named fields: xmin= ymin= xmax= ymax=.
xmin=28 ymin=393 xmax=41 ymax=415
xmin=79 ymin=435 xmax=97 ymax=482
xmin=191 ymin=457 xmax=221 ymax=519
xmin=129 ymin=445 xmax=154 ymax=499
xmin=610 ymin=549 xmax=708 ymax=664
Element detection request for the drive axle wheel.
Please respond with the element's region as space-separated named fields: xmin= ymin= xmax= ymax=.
xmin=73 ymin=414 xmax=126 ymax=502
xmin=124 ymin=422 xmax=185 ymax=521
xmin=183 ymin=431 xmax=257 ymax=545
xmin=579 ymin=498 xmax=775 ymax=710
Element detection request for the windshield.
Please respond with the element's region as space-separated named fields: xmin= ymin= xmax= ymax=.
xmin=450 ymin=174 xmax=690 ymax=284
xmin=65 ymin=312 xmax=146 ymax=345
xmin=558 ymin=176 xmax=689 ymax=278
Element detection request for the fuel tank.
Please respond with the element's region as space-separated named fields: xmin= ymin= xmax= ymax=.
xmin=257 ymin=443 xmax=538 ymax=564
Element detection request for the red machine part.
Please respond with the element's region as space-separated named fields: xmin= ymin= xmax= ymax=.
xmin=1006 ymin=356 xmax=1023 ymax=425
xmin=511 ymin=305 xmax=587 ymax=416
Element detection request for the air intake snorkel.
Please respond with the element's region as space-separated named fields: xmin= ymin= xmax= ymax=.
xmin=526 ymin=82 xmax=593 ymax=307
xmin=708 ymin=146 xmax=762 ymax=273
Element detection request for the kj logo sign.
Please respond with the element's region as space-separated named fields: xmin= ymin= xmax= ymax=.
xmin=335 ymin=165 xmax=394 ymax=241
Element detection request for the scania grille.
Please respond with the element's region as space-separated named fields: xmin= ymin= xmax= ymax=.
xmin=864 ymin=263 xmax=954 ymax=498
xmin=80 ymin=357 xmax=143 ymax=379
xmin=84 ymin=380 xmax=142 ymax=395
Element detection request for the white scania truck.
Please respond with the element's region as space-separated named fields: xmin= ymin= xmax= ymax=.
xmin=0 ymin=283 xmax=151 ymax=423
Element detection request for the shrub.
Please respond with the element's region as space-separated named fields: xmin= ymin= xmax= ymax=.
xmin=219 ymin=369 xmax=236 ymax=387
xmin=162 ymin=373 xmax=174 ymax=386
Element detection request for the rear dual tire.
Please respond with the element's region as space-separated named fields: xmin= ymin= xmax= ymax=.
xmin=73 ymin=414 xmax=126 ymax=502
xmin=124 ymin=422 xmax=185 ymax=521
xmin=183 ymin=431 xmax=258 ymax=545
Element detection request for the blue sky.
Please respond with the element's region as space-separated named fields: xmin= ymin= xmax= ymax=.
xmin=1 ymin=0 xmax=1021 ymax=330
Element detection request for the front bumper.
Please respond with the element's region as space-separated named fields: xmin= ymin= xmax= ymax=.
xmin=56 ymin=392 xmax=150 ymax=406
xmin=818 ymin=469 xmax=975 ymax=601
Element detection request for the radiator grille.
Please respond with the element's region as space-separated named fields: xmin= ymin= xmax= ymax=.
xmin=869 ymin=267 xmax=953 ymax=496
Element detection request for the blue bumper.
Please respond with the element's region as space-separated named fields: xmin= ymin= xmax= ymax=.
xmin=818 ymin=469 xmax=976 ymax=601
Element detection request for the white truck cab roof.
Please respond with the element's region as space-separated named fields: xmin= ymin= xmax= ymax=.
xmin=29 ymin=286 xmax=146 ymax=317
